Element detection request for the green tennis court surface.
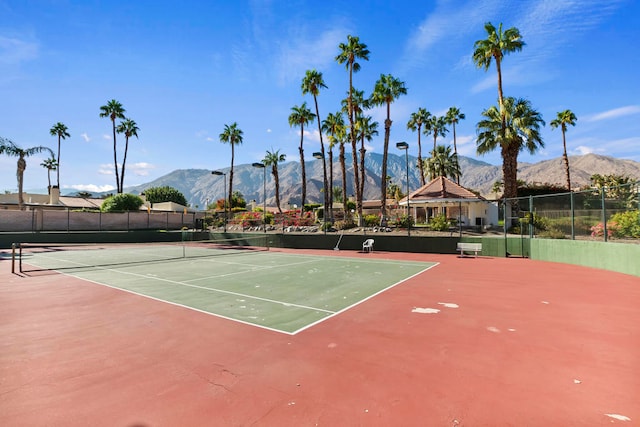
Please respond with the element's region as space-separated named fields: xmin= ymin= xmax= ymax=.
xmin=19 ymin=244 xmax=436 ymax=334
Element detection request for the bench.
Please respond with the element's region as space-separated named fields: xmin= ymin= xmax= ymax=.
xmin=457 ymin=242 xmax=482 ymax=257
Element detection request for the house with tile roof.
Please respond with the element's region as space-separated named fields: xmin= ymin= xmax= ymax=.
xmin=398 ymin=176 xmax=499 ymax=228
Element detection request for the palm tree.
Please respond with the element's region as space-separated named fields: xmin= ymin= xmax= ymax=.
xmin=40 ymin=157 xmax=58 ymax=191
xmin=322 ymin=111 xmax=346 ymax=219
xmin=472 ymin=22 xmax=525 ymax=115
xmin=445 ymin=107 xmax=465 ymax=184
xmin=288 ymin=102 xmax=316 ymax=207
xmin=355 ymin=115 xmax=378 ymax=209
xmin=301 ymin=70 xmax=329 ymax=217
xmin=99 ymin=100 xmax=126 ymax=193
xmin=424 ymin=145 xmax=461 ymax=180
xmin=550 ymin=109 xmax=577 ymax=191
xmin=424 ymin=115 xmax=449 ymax=179
xmin=263 ymin=149 xmax=286 ymax=214
xmin=49 ymin=122 xmax=70 ymax=188
xmin=336 ymin=36 xmax=370 ymax=222
xmin=476 ymin=97 xmax=545 ymax=201
xmin=407 ymin=108 xmax=431 ymax=186
xmin=116 ymin=118 xmax=139 ymax=192
xmin=1 ymin=137 xmax=54 ymax=209
xmin=219 ymin=123 xmax=244 ymax=210
xmin=369 ymin=74 xmax=407 ymax=221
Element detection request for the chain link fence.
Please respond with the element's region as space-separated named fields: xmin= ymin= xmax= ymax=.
xmin=503 ymin=182 xmax=640 ymax=242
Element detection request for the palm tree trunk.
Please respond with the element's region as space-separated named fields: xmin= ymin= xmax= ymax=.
xmin=17 ymin=157 xmax=26 ymax=210
xmin=562 ymin=131 xmax=571 ymax=191
xmin=120 ymin=136 xmax=129 ymax=192
xmin=452 ymin=123 xmax=460 ymax=184
xmin=328 ymin=148 xmax=334 ymax=221
xmin=502 ymin=144 xmax=519 ymax=225
xmin=273 ymin=166 xmax=282 ymax=214
xmin=112 ymin=120 xmax=120 ymax=193
xmin=347 ymin=64 xmax=361 ymax=225
xmin=312 ymin=96 xmax=329 ymax=221
xmin=56 ymin=136 xmax=61 ymax=188
xmin=299 ymin=125 xmax=306 ymax=207
xmin=417 ymin=127 xmax=425 ymax=186
xmin=358 ymin=135 xmax=366 ymax=221
xmin=340 ymin=143 xmax=347 ymax=218
xmin=380 ymin=110 xmax=391 ymax=223
xmin=228 ymin=144 xmax=234 ymax=211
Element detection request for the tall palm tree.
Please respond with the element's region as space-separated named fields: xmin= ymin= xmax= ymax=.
xmin=424 ymin=115 xmax=449 ymax=180
xmin=445 ymin=107 xmax=465 ymax=184
xmin=301 ymin=69 xmax=329 ymax=218
xmin=1 ymin=137 xmax=54 ymax=209
xmin=219 ymin=123 xmax=244 ymax=210
xmin=99 ymin=100 xmax=126 ymax=193
xmin=49 ymin=122 xmax=70 ymax=188
xmin=424 ymin=145 xmax=461 ymax=180
xmin=288 ymin=102 xmax=315 ymax=207
xmin=550 ymin=109 xmax=577 ymax=191
xmin=336 ymin=36 xmax=370 ymax=222
xmin=472 ymin=22 xmax=525 ymax=115
xmin=40 ymin=157 xmax=58 ymax=191
xmin=263 ymin=149 xmax=286 ymax=214
xmin=407 ymin=108 xmax=431 ymax=186
xmin=116 ymin=118 xmax=139 ymax=192
xmin=476 ymin=97 xmax=545 ymax=201
xmin=322 ymin=111 xmax=346 ymax=219
xmin=355 ymin=115 xmax=378 ymax=209
xmin=369 ymin=74 xmax=407 ymax=221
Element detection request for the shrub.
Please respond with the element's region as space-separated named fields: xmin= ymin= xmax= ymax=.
xmin=100 ymin=193 xmax=144 ymax=212
xmin=394 ymin=214 xmax=414 ymax=229
xmin=429 ymin=214 xmax=449 ymax=231
xmin=590 ymin=221 xmax=617 ymax=238
xmin=538 ymin=227 xmax=567 ymax=239
xmin=142 ymin=186 xmax=187 ymax=206
xmin=334 ymin=219 xmax=356 ymax=230
xmin=609 ymin=210 xmax=640 ymax=238
xmin=363 ymin=214 xmax=379 ymax=227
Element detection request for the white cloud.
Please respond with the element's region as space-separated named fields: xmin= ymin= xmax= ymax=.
xmin=266 ymin=128 xmax=272 ymax=133
xmin=128 ymin=162 xmax=155 ymax=176
xmin=99 ymin=164 xmax=114 ymax=175
xmin=275 ymin=27 xmax=348 ymax=85
xmin=102 ymin=134 xmax=111 ymax=140
xmin=573 ymin=146 xmax=599 ymax=155
xmin=64 ymin=184 xmax=116 ymax=193
xmin=585 ymin=106 xmax=640 ymax=122
xmin=0 ymin=35 xmax=38 ymax=65
xmin=80 ymin=133 xmax=90 ymax=142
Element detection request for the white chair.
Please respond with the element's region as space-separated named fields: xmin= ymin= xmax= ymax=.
xmin=362 ymin=239 xmax=374 ymax=253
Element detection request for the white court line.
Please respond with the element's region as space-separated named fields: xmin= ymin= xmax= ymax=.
xmin=28 ymin=255 xmax=336 ymax=315
xmin=25 ymin=252 xmax=439 ymax=335
xmin=183 ymin=257 xmax=319 ymax=283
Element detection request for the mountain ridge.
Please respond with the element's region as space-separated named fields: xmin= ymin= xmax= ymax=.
xmin=121 ymin=153 xmax=640 ymax=208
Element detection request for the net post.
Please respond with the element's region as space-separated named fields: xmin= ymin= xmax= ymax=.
xmin=11 ymin=243 xmax=15 ymax=274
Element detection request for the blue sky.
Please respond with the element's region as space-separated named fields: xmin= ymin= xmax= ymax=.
xmin=1 ymin=0 xmax=639 ymax=194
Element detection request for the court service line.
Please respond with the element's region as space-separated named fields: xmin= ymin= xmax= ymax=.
xmin=183 ymin=257 xmax=320 ymax=283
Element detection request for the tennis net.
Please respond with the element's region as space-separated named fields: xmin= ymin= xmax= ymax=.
xmin=13 ymin=235 xmax=269 ymax=273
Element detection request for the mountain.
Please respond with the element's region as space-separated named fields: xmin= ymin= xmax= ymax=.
xmin=124 ymin=153 xmax=640 ymax=208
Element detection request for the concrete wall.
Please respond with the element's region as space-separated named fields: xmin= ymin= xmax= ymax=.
xmin=0 ymin=209 xmax=199 ymax=232
xmin=530 ymin=238 xmax=640 ymax=277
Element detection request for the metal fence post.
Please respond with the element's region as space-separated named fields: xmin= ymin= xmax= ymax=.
xmin=601 ymin=187 xmax=607 ymax=242
xmin=529 ymin=195 xmax=534 ymax=238
xmin=570 ymin=191 xmax=575 ymax=240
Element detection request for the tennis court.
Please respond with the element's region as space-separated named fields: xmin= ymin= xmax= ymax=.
xmin=1 ymin=243 xmax=638 ymax=426
xmin=14 ymin=239 xmax=436 ymax=334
